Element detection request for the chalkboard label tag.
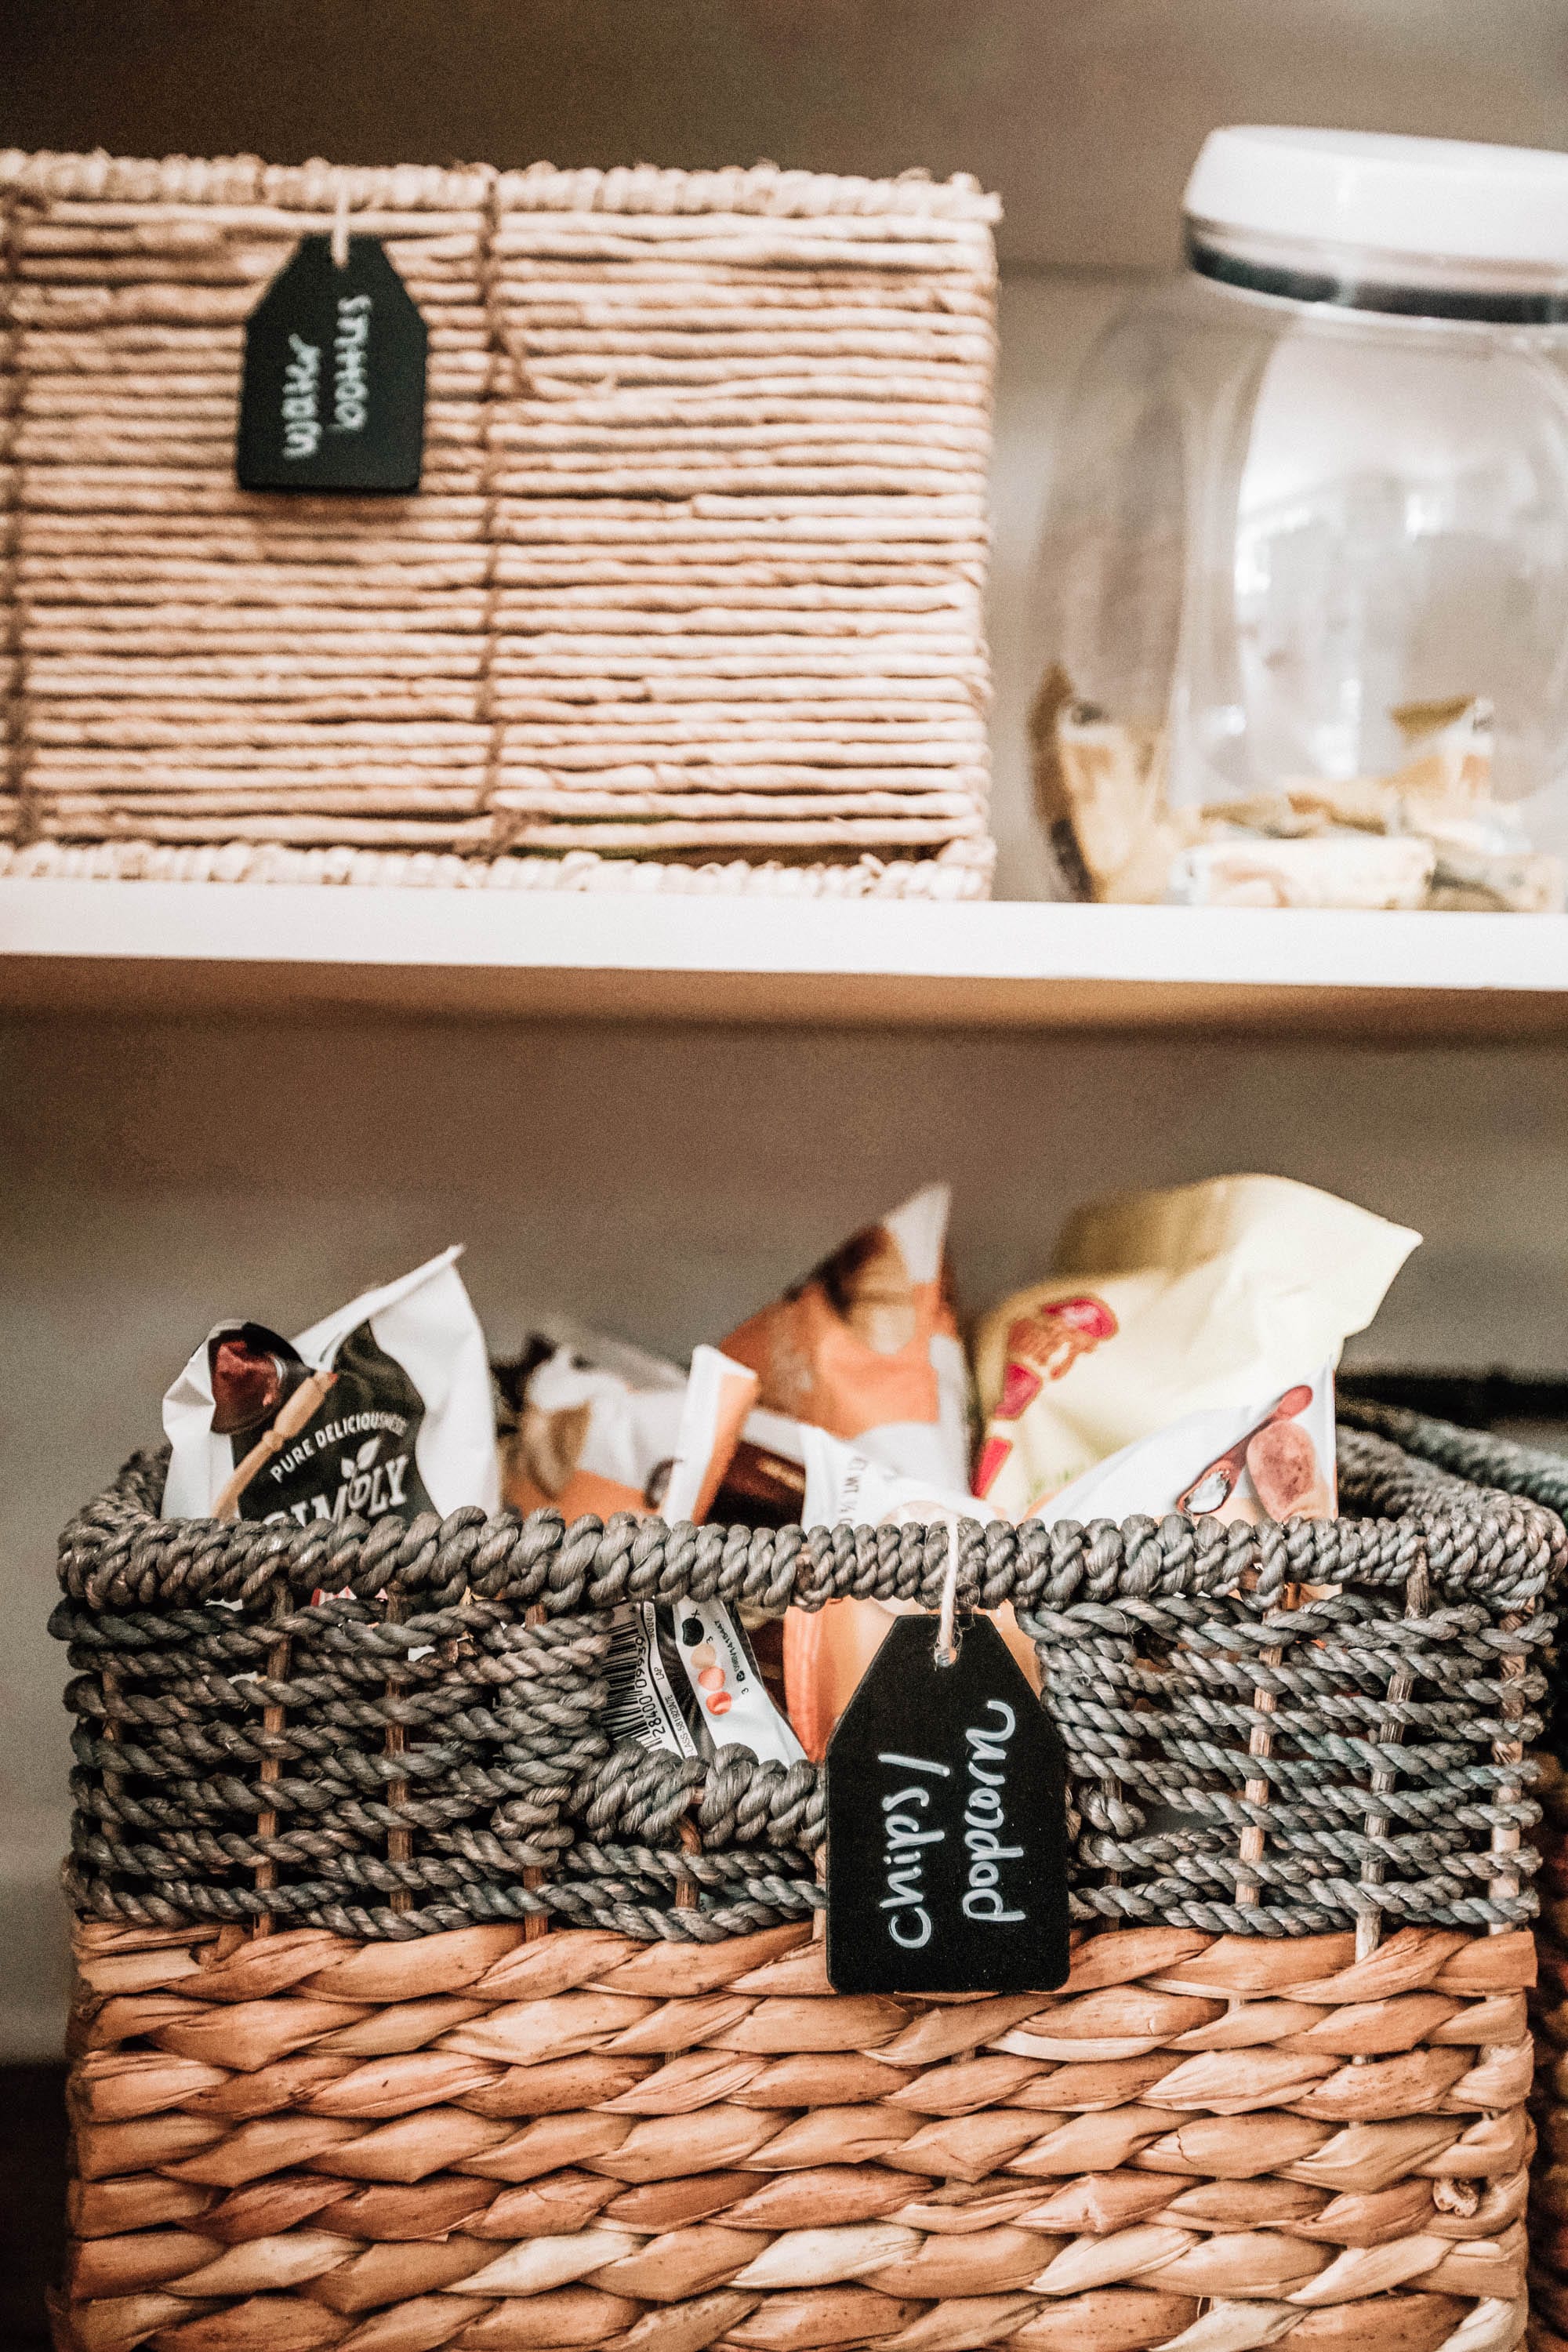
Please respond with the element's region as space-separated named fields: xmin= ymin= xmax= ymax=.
xmin=825 ymin=1612 xmax=1070 ymax=1995
xmin=237 ymin=234 xmax=426 ymax=493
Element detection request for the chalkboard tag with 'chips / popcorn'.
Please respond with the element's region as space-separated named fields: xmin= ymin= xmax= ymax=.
xmin=825 ymin=1612 xmax=1070 ymax=1994
xmin=237 ymin=234 xmax=426 ymax=493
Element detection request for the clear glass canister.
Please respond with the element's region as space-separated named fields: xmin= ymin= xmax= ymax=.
xmin=1033 ymin=128 xmax=1568 ymax=907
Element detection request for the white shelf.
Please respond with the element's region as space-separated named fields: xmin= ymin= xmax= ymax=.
xmin=1 ymin=882 xmax=1565 ymax=1036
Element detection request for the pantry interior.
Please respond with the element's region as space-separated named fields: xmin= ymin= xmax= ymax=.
xmin=4 ymin=0 xmax=1568 ymax=2098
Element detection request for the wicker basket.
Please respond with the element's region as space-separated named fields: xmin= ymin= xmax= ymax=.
xmin=1535 ymin=1751 xmax=1568 ymax=2352
xmin=49 ymin=1425 xmax=1563 ymax=2352
xmin=1341 ymin=1400 xmax=1568 ymax=2352
xmin=0 ymin=150 xmax=997 ymax=897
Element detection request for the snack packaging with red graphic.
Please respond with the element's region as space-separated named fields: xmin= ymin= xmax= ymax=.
xmin=974 ymin=1176 xmax=1420 ymax=1524
xmin=1033 ymin=1376 xmax=1337 ymax=1530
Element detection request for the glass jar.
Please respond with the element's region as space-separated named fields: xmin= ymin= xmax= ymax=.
xmin=1035 ymin=129 xmax=1568 ymax=900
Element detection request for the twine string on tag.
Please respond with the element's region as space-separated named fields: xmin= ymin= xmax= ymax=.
xmin=934 ymin=1520 xmax=960 ymax=1668
xmin=331 ymin=176 xmax=351 ymax=270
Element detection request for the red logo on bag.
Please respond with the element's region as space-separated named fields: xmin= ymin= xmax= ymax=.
xmin=996 ymin=1296 xmax=1117 ymax=1419
xmin=972 ymin=1435 xmax=1013 ymax=1498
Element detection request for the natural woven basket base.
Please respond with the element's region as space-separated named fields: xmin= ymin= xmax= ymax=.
xmin=56 ymin=1915 xmax=1533 ymax=2352
xmin=1530 ymin=1758 xmax=1568 ymax=2352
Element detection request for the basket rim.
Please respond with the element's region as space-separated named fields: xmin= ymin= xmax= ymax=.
xmin=54 ymin=1426 xmax=1560 ymax=1947
xmin=1339 ymin=1389 xmax=1568 ymax=1515
xmin=0 ymin=148 xmax=1001 ymax=226
xmin=53 ymin=1426 xmax=1568 ymax=1618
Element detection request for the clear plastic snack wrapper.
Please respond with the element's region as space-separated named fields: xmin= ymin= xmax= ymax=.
xmin=501 ymin=1331 xmax=802 ymax=1767
xmin=790 ymin=1427 xmax=1036 ymax=1759
xmin=162 ymin=1246 xmax=499 ymax=1527
xmin=975 ymin=1176 xmax=1420 ymax=1525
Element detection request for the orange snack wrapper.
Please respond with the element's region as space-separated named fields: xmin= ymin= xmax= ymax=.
xmin=720 ymin=1182 xmax=970 ymax=1486
xmin=719 ymin=1185 xmax=973 ymax=1751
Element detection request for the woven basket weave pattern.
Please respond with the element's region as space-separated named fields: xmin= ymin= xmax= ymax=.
xmin=0 ymin=838 xmax=994 ymax=898
xmin=60 ymin=1913 xmax=1536 ymax=2352
xmin=55 ymin=1432 xmax=1559 ymax=1948
xmin=0 ymin=150 xmax=997 ymax=891
xmin=1336 ymin=1403 xmax=1568 ymax=2352
xmin=1532 ymin=1759 xmax=1568 ymax=2352
xmin=51 ymin=1420 xmax=1563 ymax=2351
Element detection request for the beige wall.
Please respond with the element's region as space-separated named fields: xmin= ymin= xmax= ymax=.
xmin=6 ymin=1 xmax=1568 ymax=268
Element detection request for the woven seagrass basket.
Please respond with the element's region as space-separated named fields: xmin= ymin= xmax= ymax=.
xmin=0 ymin=148 xmax=997 ymax=898
xmin=49 ymin=1423 xmax=1563 ymax=2352
xmin=1341 ymin=1399 xmax=1568 ymax=2352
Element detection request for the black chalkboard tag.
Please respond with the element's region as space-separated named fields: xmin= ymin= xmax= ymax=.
xmin=237 ymin=234 xmax=426 ymax=493
xmin=825 ymin=1613 xmax=1069 ymax=1995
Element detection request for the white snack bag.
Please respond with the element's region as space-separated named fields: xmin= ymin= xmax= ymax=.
xmin=789 ymin=1427 xmax=1035 ymax=1758
xmin=975 ymin=1177 xmax=1420 ymax=1521
xmin=801 ymin=1425 xmax=1002 ymax=1552
xmin=1030 ymin=1370 xmax=1335 ymax=1529
xmin=504 ymin=1331 xmax=750 ymax=1523
xmin=162 ymin=1246 xmax=499 ymax=1527
xmin=506 ymin=1335 xmax=688 ymax=1519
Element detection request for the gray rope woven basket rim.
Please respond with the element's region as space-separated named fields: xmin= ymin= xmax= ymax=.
xmin=49 ymin=1425 xmax=1566 ymax=1944
xmin=1339 ymin=1391 xmax=1568 ymax=1520
xmin=55 ymin=1425 xmax=1568 ymax=1621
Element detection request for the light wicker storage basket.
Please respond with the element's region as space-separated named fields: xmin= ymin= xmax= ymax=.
xmin=49 ymin=1425 xmax=1563 ymax=2352
xmin=1536 ymin=1751 xmax=1568 ymax=2352
xmin=0 ymin=149 xmax=998 ymax=900
xmin=1340 ymin=1399 xmax=1568 ymax=2352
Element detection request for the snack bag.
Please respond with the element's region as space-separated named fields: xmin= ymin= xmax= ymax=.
xmin=1031 ymin=1380 xmax=1334 ymax=1530
xmin=975 ymin=1176 xmax=1419 ymax=1524
xmin=500 ymin=1333 xmax=802 ymax=1767
xmin=711 ymin=1406 xmax=809 ymax=1531
xmin=791 ymin=1427 xmax=1036 ymax=1758
xmin=503 ymin=1329 xmax=754 ymax=1524
xmin=162 ymin=1247 xmax=500 ymax=1528
xmin=720 ymin=1183 xmax=970 ymax=1488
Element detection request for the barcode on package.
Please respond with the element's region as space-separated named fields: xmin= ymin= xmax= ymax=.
xmin=604 ymin=1602 xmax=695 ymax=1755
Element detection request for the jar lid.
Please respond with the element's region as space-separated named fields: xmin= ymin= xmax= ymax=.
xmin=1184 ymin=128 xmax=1568 ymax=320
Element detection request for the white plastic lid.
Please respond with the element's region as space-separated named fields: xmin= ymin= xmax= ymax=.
xmin=1185 ymin=128 xmax=1568 ymax=271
